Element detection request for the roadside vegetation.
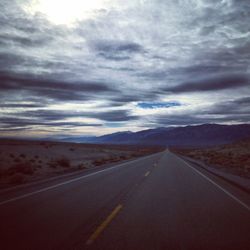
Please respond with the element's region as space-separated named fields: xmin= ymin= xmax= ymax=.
xmin=172 ymin=138 xmax=250 ymax=178
xmin=0 ymin=139 xmax=163 ymax=188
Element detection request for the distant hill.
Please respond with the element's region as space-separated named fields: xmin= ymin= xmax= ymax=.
xmin=62 ymin=124 xmax=250 ymax=147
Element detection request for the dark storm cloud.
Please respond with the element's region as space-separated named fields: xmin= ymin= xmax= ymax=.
xmin=0 ymin=117 xmax=102 ymax=129
xmin=233 ymin=97 xmax=250 ymax=105
xmin=93 ymin=40 xmax=143 ymax=53
xmin=0 ymin=53 xmax=25 ymax=71
xmin=180 ymin=65 xmax=237 ymax=76
xmin=0 ymin=52 xmax=68 ymax=75
xmin=112 ymin=95 xmax=141 ymax=103
xmin=0 ymin=71 xmax=117 ymax=101
xmin=0 ymin=108 xmax=137 ymax=132
xmin=104 ymin=88 xmax=162 ymax=107
xmin=1 ymin=103 xmax=45 ymax=108
xmin=91 ymin=40 xmax=144 ymax=61
xmin=0 ymin=127 xmax=31 ymax=132
xmin=18 ymin=109 xmax=138 ymax=123
xmin=0 ymin=33 xmax=52 ymax=47
xmin=151 ymin=96 xmax=250 ymax=127
xmin=162 ymin=74 xmax=249 ymax=93
xmin=208 ymin=97 xmax=250 ymax=115
xmin=90 ymin=110 xmax=138 ymax=122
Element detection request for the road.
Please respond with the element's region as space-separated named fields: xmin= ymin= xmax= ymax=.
xmin=0 ymin=150 xmax=250 ymax=250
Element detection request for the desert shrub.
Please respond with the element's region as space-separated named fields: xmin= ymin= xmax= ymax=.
xmin=8 ymin=163 xmax=35 ymax=175
xmin=69 ymin=148 xmax=75 ymax=152
xmin=93 ymin=158 xmax=107 ymax=166
xmin=48 ymin=161 xmax=57 ymax=168
xmin=14 ymin=158 xmax=21 ymax=163
xmin=77 ymin=163 xmax=86 ymax=170
xmin=9 ymin=173 xmax=25 ymax=185
xmin=20 ymin=154 xmax=26 ymax=158
xmin=43 ymin=143 xmax=50 ymax=149
xmin=119 ymin=155 xmax=127 ymax=160
xmin=34 ymin=155 xmax=39 ymax=159
xmin=56 ymin=157 xmax=71 ymax=168
xmin=238 ymin=155 xmax=249 ymax=162
xmin=112 ymin=157 xmax=121 ymax=162
xmin=130 ymin=153 xmax=138 ymax=157
xmin=92 ymin=153 xmax=138 ymax=167
xmin=9 ymin=153 xmax=15 ymax=158
xmin=30 ymin=159 xmax=36 ymax=163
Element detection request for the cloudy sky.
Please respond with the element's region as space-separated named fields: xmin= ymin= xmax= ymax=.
xmin=0 ymin=0 xmax=250 ymax=138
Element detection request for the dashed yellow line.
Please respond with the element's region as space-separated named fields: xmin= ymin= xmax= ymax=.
xmin=86 ymin=204 xmax=123 ymax=245
xmin=144 ymin=171 xmax=150 ymax=177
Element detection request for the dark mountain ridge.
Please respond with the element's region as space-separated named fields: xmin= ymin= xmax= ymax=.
xmin=73 ymin=124 xmax=250 ymax=147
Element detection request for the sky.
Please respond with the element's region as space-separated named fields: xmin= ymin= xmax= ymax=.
xmin=0 ymin=0 xmax=250 ymax=138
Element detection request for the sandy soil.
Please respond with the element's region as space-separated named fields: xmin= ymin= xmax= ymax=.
xmin=172 ymin=139 xmax=250 ymax=178
xmin=0 ymin=139 xmax=162 ymax=189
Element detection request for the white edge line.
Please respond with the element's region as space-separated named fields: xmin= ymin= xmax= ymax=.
xmin=173 ymin=153 xmax=250 ymax=211
xmin=0 ymin=152 xmax=162 ymax=206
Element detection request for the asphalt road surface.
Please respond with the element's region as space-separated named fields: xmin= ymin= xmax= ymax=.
xmin=0 ymin=150 xmax=250 ymax=250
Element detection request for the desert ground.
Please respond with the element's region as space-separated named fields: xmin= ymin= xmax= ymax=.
xmin=0 ymin=139 xmax=162 ymax=189
xmin=172 ymin=138 xmax=250 ymax=178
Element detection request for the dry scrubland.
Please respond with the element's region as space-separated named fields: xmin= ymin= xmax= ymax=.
xmin=172 ymin=139 xmax=250 ymax=178
xmin=0 ymin=139 xmax=162 ymax=189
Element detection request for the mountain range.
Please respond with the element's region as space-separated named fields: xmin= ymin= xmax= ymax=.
xmin=61 ymin=124 xmax=250 ymax=147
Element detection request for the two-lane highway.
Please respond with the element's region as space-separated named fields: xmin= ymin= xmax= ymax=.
xmin=0 ymin=150 xmax=250 ymax=250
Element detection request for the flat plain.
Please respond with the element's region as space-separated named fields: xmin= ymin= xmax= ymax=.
xmin=0 ymin=139 xmax=162 ymax=189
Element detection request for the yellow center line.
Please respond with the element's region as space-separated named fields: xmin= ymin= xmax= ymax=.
xmin=86 ymin=204 xmax=123 ymax=245
xmin=145 ymin=171 xmax=150 ymax=177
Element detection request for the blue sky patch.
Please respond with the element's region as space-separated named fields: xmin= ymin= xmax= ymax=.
xmin=137 ymin=101 xmax=181 ymax=109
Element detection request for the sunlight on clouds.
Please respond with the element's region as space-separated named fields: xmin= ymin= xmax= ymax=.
xmin=65 ymin=117 xmax=103 ymax=124
xmin=49 ymin=102 xmax=103 ymax=111
xmin=1 ymin=0 xmax=249 ymax=138
xmin=24 ymin=0 xmax=115 ymax=25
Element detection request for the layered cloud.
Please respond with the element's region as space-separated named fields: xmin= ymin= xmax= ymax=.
xmin=0 ymin=0 xmax=250 ymax=137
xmin=162 ymin=74 xmax=249 ymax=93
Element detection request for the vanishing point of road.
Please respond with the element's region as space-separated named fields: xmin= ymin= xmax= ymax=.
xmin=0 ymin=150 xmax=250 ymax=250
